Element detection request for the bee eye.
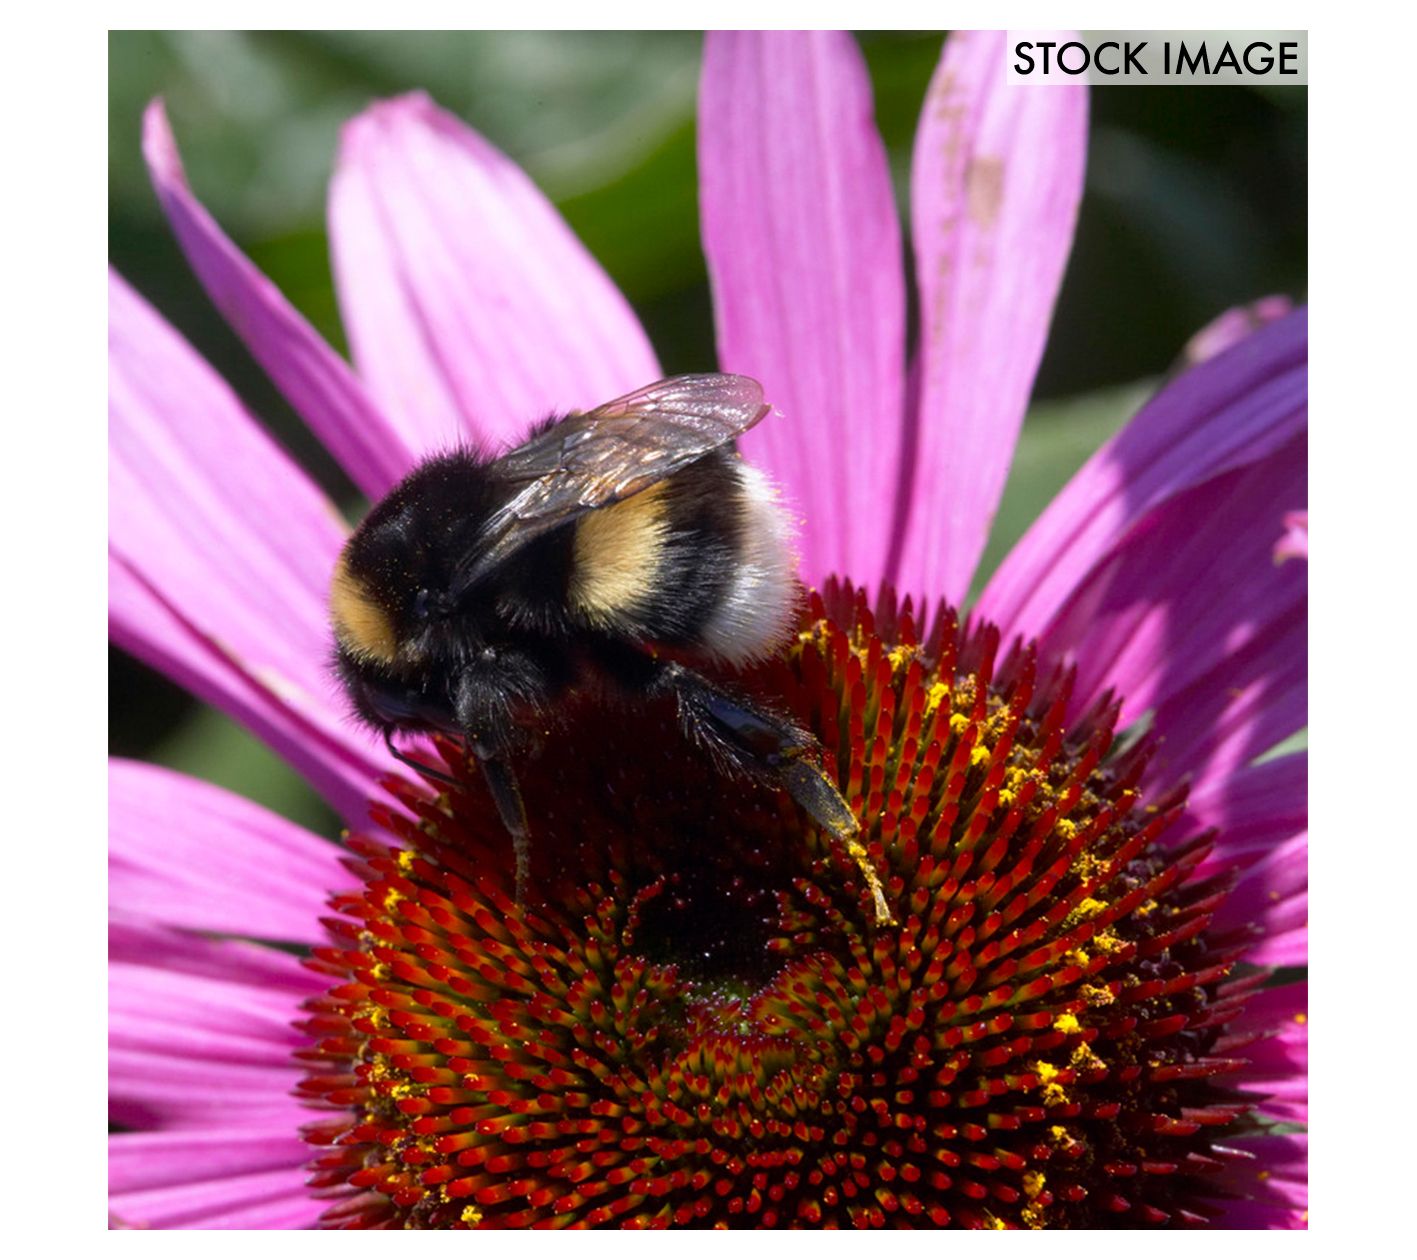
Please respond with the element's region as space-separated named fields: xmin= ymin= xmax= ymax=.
xmin=412 ymin=588 xmax=434 ymax=621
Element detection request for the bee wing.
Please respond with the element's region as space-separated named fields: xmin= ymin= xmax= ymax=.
xmin=454 ymin=375 xmax=770 ymax=590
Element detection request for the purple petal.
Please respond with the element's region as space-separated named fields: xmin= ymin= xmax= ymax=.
xmin=1037 ymin=437 xmax=1305 ymax=731
xmin=890 ymin=30 xmax=1087 ymax=603
xmin=1221 ymin=982 xmax=1307 ymax=1126
xmin=330 ymin=92 xmax=660 ymax=452
xmin=110 ymin=1166 xmax=320 ymax=1230
xmin=110 ymin=760 xmax=348 ymax=944
xmin=109 ymin=271 xmax=397 ymax=822
xmin=1210 ymin=833 xmax=1307 ymax=967
xmin=142 ymin=99 xmax=411 ymax=497
xmin=1181 ymin=752 xmax=1306 ymax=875
xmin=1208 ymin=1134 xmax=1307 ymax=1228
xmin=1144 ymin=608 xmax=1305 ymax=794
xmin=978 ymin=307 xmax=1308 ymax=641
xmin=699 ymin=31 xmax=905 ymax=585
xmin=1181 ymin=295 xmax=1295 ymax=367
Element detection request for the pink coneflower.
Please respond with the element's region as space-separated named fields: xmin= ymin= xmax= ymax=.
xmin=109 ymin=31 xmax=1306 ymax=1229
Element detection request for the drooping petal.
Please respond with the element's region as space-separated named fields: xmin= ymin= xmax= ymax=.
xmin=891 ymin=30 xmax=1087 ymax=603
xmin=110 ymin=760 xmax=347 ymax=944
xmin=1144 ymin=608 xmax=1305 ymax=795
xmin=1036 ymin=436 xmax=1306 ymax=731
xmin=979 ymin=307 xmax=1308 ymax=640
xmin=109 ymin=914 xmax=321 ymax=995
xmin=1181 ymin=295 xmax=1294 ymax=367
xmin=699 ymin=30 xmax=906 ymax=584
xmin=330 ymin=91 xmax=660 ymax=452
xmin=109 ymin=921 xmax=317 ymax=1131
xmin=1207 ymin=1134 xmax=1308 ymax=1229
xmin=110 ymin=1163 xmax=320 ymax=1230
xmin=110 ymin=1128 xmax=313 ymax=1197
xmin=1220 ymin=982 xmax=1308 ymax=1126
xmin=1209 ymin=833 xmax=1307 ymax=967
xmin=109 ymin=271 xmax=397 ymax=822
xmin=142 ymin=99 xmax=411 ymax=497
xmin=1181 ymin=751 xmax=1307 ymax=875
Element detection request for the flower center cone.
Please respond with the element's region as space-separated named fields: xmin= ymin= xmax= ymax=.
xmin=298 ymin=580 xmax=1268 ymax=1229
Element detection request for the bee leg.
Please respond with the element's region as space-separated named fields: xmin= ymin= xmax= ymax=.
xmin=381 ymin=726 xmax=461 ymax=787
xmin=473 ymin=750 xmax=532 ymax=906
xmin=656 ymin=662 xmax=894 ymax=926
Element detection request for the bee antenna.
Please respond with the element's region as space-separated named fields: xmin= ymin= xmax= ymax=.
xmin=382 ymin=727 xmax=460 ymax=788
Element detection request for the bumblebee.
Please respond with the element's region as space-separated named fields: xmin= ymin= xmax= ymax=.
xmin=330 ymin=374 xmax=890 ymax=923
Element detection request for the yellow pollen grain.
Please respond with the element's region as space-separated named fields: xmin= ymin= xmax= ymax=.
xmin=383 ymin=888 xmax=405 ymax=912
xmin=1071 ymin=1043 xmax=1105 ymax=1073
xmin=396 ymin=849 xmax=416 ymax=872
xmin=1053 ymin=1013 xmax=1081 ymax=1035
xmin=1055 ymin=818 xmax=1078 ymax=840
xmin=1065 ymin=897 xmax=1107 ymax=927
xmin=1033 ymin=1061 xmax=1060 ymax=1084
xmin=1042 ymin=1083 xmax=1067 ymax=1105
xmin=999 ymin=790 xmax=1016 ymax=806
xmin=887 ymin=646 xmax=916 ymax=672
xmin=1080 ymin=983 xmax=1115 ymax=1007
xmin=948 ymin=711 xmax=970 ymax=734
xmin=1022 ymin=1171 xmax=1046 ymax=1199
xmin=1094 ymin=931 xmax=1124 ymax=954
xmin=924 ymin=681 xmax=951 ymax=714
xmin=461 ymin=1206 xmax=483 ymax=1226
xmin=371 ymin=963 xmax=391 ymax=982
xmin=1136 ymin=898 xmax=1159 ymax=917
xmin=970 ymin=745 xmax=991 ymax=767
xmin=1066 ymin=949 xmax=1090 ymax=969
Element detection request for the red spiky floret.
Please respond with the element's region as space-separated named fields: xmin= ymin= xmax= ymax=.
xmin=297 ymin=581 xmax=1280 ymax=1228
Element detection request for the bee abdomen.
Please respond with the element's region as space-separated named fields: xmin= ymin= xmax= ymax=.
xmin=695 ymin=461 xmax=799 ymax=664
xmin=568 ymin=451 xmax=798 ymax=664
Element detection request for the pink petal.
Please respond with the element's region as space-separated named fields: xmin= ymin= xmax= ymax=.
xmin=1275 ymin=509 xmax=1308 ymax=562
xmin=110 ymin=914 xmax=322 ymax=996
xmin=110 ymin=760 xmax=347 ymax=944
xmin=978 ymin=307 xmax=1308 ymax=641
xmin=893 ymin=30 xmax=1087 ymax=603
xmin=110 ymin=922 xmax=316 ymax=1131
xmin=142 ymin=99 xmax=411 ymax=497
xmin=699 ymin=31 xmax=905 ymax=584
xmin=330 ymin=92 xmax=660 ymax=452
xmin=111 ymin=1166 xmax=320 ymax=1230
xmin=110 ymin=1127 xmax=312 ymax=1195
xmin=1037 ymin=437 xmax=1305 ymax=730
xmin=109 ymin=271 xmax=398 ymax=823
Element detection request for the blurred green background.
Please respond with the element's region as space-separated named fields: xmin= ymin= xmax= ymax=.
xmin=108 ymin=31 xmax=1307 ymax=838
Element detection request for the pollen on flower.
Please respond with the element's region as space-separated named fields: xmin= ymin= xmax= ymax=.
xmin=294 ymin=580 xmax=1281 ymax=1229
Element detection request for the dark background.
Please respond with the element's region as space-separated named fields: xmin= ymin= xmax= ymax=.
xmin=108 ymin=31 xmax=1307 ymax=835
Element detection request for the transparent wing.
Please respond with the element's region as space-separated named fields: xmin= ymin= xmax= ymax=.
xmin=453 ymin=374 xmax=769 ymax=591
